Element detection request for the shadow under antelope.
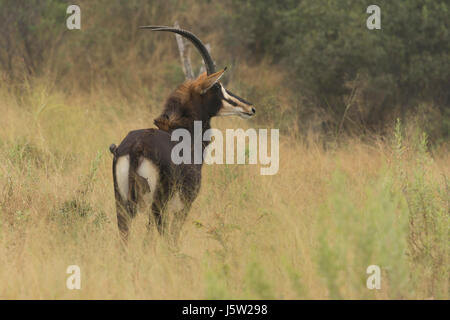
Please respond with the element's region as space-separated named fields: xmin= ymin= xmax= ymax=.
xmin=110 ymin=26 xmax=256 ymax=245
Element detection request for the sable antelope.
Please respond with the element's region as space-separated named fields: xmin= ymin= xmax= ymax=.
xmin=110 ymin=26 xmax=256 ymax=244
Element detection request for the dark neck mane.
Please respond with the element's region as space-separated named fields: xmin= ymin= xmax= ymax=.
xmin=160 ymin=97 xmax=213 ymax=166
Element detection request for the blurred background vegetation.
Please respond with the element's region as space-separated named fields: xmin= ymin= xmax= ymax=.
xmin=0 ymin=0 xmax=448 ymax=299
xmin=0 ymin=0 xmax=448 ymax=143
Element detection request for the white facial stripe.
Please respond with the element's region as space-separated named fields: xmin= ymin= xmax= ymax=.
xmin=218 ymin=85 xmax=254 ymax=118
xmin=220 ymin=86 xmax=243 ymax=113
xmin=221 ymin=86 xmax=232 ymax=100
xmin=218 ymin=99 xmax=244 ymax=116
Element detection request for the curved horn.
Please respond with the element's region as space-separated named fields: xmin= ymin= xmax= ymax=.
xmin=139 ymin=25 xmax=216 ymax=75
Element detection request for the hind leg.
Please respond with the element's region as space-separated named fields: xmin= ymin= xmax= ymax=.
xmin=116 ymin=204 xmax=130 ymax=243
xmin=114 ymin=155 xmax=134 ymax=243
xmin=115 ymin=176 xmax=139 ymax=244
xmin=170 ymin=207 xmax=190 ymax=247
xmin=149 ymin=202 xmax=168 ymax=236
xmin=115 ymin=196 xmax=134 ymax=244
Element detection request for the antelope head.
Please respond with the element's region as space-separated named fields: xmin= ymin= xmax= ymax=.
xmin=139 ymin=26 xmax=256 ymax=132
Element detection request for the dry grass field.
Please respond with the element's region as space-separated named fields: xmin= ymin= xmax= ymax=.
xmin=0 ymin=0 xmax=448 ymax=300
xmin=0 ymin=75 xmax=448 ymax=299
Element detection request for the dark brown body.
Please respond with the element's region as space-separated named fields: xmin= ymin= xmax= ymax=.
xmin=110 ymin=26 xmax=255 ymax=244
xmin=111 ymin=128 xmax=202 ymax=242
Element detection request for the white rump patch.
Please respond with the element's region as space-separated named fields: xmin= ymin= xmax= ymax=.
xmin=136 ymin=157 xmax=160 ymax=205
xmin=115 ymin=155 xmax=130 ymax=202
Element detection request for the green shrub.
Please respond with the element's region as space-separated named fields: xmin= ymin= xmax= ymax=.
xmin=225 ymin=0 xmax=449 ymax=137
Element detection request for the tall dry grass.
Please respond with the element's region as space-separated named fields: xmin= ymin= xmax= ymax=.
xmin=0 ymin=72 xmax=448 ymax=299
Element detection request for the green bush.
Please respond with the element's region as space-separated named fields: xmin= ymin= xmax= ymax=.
xmin=0 ymin=0 xmax=67 ymax=78
xmin=225 ymin=0 xmax=449 ymax=138
xmin=1 ymin=0 xmax=448 ymax=139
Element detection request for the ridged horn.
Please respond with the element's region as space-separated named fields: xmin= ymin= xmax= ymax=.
xmin=139 ymin=25 xmax=216 ymax=75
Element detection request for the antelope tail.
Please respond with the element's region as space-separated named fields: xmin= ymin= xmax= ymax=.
xmin=109 ymin=144 xmax=117 ymax=155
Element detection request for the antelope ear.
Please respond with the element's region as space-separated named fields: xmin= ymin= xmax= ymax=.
xmin=197 ymin=68 xmax=227 ymax=94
